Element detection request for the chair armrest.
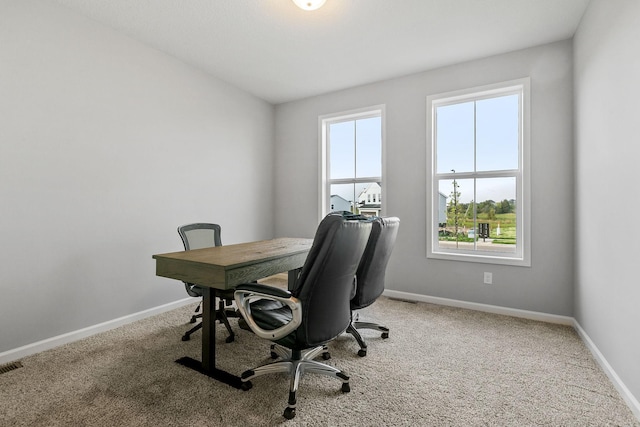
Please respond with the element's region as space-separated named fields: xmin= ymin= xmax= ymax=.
xmin=235 ymin=283 xmax=292 ymax=299
xmin=234 ymin=284 xmax=302 ymax=341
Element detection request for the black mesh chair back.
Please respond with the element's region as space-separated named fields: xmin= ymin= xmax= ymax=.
xmin=178 ymin=223 xmax=222 ymax=250
xmin=178 ymin=223 xmax=222 ymax=297
xmin=177 ymin=223 xmax=236 ymax=342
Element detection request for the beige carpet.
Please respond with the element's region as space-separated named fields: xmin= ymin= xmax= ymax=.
xmin=1 ymin=291 xmax=638 ymax=426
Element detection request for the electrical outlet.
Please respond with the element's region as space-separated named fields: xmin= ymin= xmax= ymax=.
xmin=483 ymin=272 xmax=493 ymax=284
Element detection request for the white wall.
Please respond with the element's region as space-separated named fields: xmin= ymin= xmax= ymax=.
xmin=275 ymin=40 xmax=574 ymax=316
xmin=574 ymin=0 xmax=640 ymax=407
xmin=0 ymin=0 xmax=275 ymax=353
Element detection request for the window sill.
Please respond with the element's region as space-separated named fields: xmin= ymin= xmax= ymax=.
xmin=427 ymin=249 xmax=531 ymax=267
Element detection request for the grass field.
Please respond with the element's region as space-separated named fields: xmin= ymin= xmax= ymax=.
xmin=440 ymin=213 xmax=516 ymax=244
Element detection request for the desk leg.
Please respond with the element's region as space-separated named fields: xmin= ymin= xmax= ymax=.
xmin=175 ymin=287 xmax=243 ymax=389
xmin=201 ymin=287 xmax=215 ymax=370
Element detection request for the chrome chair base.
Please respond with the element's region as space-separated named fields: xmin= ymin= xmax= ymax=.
xmin=240 ymin=346 xmax=349 ymax=420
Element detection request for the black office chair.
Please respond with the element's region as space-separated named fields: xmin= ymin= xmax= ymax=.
xmin=347 ymin=216 xmax=400 ymax=357
xmin=234 ymin=212 xmax=372 ymax=419
xmin=177 ymin=223 xmax=236 ymax=343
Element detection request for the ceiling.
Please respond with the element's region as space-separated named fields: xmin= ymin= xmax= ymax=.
xmin=50 ymin=0 xmax=590 ymax=104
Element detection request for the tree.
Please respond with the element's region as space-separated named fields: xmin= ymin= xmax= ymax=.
xmin=478 ymin=199 xmax=496 ymax=215
xmin=447 ymin=171 xmax=463 ymax=247
xmin=496 ymin=199 xmax=513 ymax=214
xmin=464 ymin=201 xmax=475 ymax=221
xmin=488 ymin=208 xmax=496 ymax=220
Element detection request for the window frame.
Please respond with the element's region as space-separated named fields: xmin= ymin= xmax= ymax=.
xmin=426 ymin=78 xmax=531 ymax=267
xmin=319 ymin=105 xmax=386 ymax=222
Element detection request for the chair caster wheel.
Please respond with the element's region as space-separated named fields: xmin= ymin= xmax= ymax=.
xmin=358 ymin=349 xmax=367 ymax=357
xmin=181 ymin=335 xmax=190 ymax=342
xmin=322 ymin=352 xmax=331 ymax=360
xmin=225 ymin=335 xmax=235 ymax=343
xmin=240 ymin=381 xmax=253 ymax=391
xmin=381 ymin=332 xmax=389 ymax=339
xmin=283 ymin=407 xmax=296 ymax=419
xmin=341 ymin=382 xmax=351 ymax=393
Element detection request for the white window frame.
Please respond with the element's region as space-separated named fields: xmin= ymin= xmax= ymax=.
xmin=426 ymin=78 xmax=531 ymax=266
xmin=319 ymin=105 xmax=386 ymax=221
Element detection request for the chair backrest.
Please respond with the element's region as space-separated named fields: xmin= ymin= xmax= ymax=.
xmin=177 ymin=223 xmax=222 ymax=250
xmin=292 ymin=212 xmax=373 ymax=347
xmin=351 ymin=216 xmax=400 ymax=310
xmin=177 ymin=223 xmax=222 ymax=296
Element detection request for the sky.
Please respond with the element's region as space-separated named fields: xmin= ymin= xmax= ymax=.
xmin=327 ymin=93 xmax=519 ymax=207
xmin=329 ymin=116 xmax=381 ymax=203
xmin=436 ymin=94 xmax=519 ymax=204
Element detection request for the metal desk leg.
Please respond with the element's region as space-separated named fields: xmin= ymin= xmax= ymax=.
xmin=175 ymin=287 xmax=243 ymax=388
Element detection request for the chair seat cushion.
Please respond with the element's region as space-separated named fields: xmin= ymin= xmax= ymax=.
xmin=251 ymin=300 xmax=291 ymax=329
xmin=249 ymin=299 xmax=301 ymax=348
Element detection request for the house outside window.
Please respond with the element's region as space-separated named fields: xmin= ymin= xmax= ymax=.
xmin=319 ymin=106 xmax=385 ymax=220
xmin=427 ymin=78 xmax=530 ymax=266
xmin=357 ymin=182 xmax=382 ymax=217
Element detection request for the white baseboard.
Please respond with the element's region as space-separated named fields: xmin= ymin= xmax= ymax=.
xmin=383 ymin=289 xmax=574 ymax=324
xmin=0 ymin=298 xmax=194 ymax=365
xmin=573 ymin=320 xmax=640 ymax=420
xmin=382 ymin=289 xmax=640 ymax=421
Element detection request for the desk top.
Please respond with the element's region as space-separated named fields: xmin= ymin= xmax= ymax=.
xmin=153 ymin=237 xmax=313 ymax=289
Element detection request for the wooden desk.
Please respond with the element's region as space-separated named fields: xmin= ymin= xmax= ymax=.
xmin=153 ymin=237 xmax=313 ymax=388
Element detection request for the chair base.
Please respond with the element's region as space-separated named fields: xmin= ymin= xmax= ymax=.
xmin=269 ymin=343 xmax=331 ymax=360
xmin=182 ymin=321 xmax=202 ymax=341
xmin=182 ymin=299 xmax=238 ymax=343
xmin=240 ymin=346 xmax=349 ymax=419
xmin=346 ymin=321 xmax=389 ymax=357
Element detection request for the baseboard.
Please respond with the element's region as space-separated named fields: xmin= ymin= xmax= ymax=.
xmin=382 ymin=289 xmax=574 ymax=325
xmin=573 ymin=320 xmax=640 ymax=420
xmin=0 ymin=298 xmax=194 ymax=365
xmin=382 ymin=289 xmax=639 ymax=421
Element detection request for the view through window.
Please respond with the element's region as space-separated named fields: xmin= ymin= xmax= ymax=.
xmin=427 ymin=79 xmax=530 ymax=265
xmin=320 ymin=107 xmax=384 ymax=219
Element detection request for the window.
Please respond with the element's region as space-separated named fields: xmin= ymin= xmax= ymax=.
xmin=319 ymin=106 xmax=385 ymax=220
xmin=427 ymin=79 xmax=530 ymax=266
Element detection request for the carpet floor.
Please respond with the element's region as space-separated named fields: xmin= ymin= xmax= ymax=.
xmin=1 ymin=293 xmax=638 ymax=426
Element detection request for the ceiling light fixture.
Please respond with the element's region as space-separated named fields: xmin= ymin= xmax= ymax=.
xmin=292 ymin=0 xmax=326 ymax=11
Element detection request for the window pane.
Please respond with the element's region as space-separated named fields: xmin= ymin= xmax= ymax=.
xmin=356 ymin=117 xmax=382 ymax=178
xmin=330 ymin=182 xmax=381 ymax=216
xmin=325 ymin=109 xmax=383 ymax=218
xmin=437 ymin=177 xmax=516 ymax=253
xmin=356 ymin=182 xmax=382 ymax=217
xmin=476 ymin=177 xmax=516 ymax=253
xmin=476 ymin=94 xmax=519 ymax=171
xmin=329 ymin=183 xmax=356 ymax=213
xmin=329 ymin=121 xmax=355 ymax=179
xmin=437 ymin=178 xmax=474 ymax=249
xmin=436 ymin=102 xmax=474 ymax=173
